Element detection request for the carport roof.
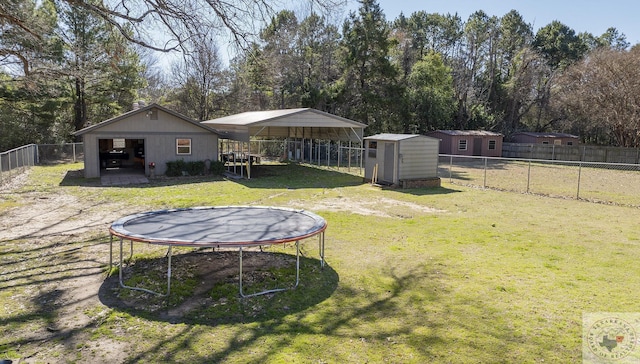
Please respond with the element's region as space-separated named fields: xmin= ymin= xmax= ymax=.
xmin=202 ymin=108 xmax=366 ymax=142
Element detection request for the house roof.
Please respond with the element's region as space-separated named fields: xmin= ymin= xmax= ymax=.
xmin=73 ymin=103 xmax=219 ymax=136
xmin=428 ymin=130 xmax=503 ymax=136
xmin=512 ymin=132 xmax=578 ymax=138
xmin=364 ymin=133 xmax=437 ymax=141
xmin=202 ymin=108 xmax=366 ymax=142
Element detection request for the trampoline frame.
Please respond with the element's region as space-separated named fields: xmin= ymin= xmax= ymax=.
xmin=108 ymin=206 xmax=326 ymax=298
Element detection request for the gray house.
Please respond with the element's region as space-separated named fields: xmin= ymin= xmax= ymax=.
xmin=74 ymin=103 xmax=219 ymax=178
xmin=364 ymin=134 xmax=440 ymax=188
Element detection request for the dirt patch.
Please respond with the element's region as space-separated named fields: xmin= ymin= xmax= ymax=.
xmin=0 ymin=169 xmax=435 ymax=362
xmin=288 ymin=196 xmax=445 ymax=218
xmin=103 ymin=249 xmax=300 ymax=319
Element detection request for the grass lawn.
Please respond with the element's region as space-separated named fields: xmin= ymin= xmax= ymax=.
xmin=1 ymin=162 xmax=640 ymax=363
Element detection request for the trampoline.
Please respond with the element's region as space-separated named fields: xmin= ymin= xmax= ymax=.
xmin=108 ymin=206 xmax=327 ymax=298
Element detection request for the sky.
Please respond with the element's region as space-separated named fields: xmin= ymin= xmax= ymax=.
xmin=160 ymin=0 xmax=639 ymax=70
xmin=345 ymin=0 xmax=640 ymax=45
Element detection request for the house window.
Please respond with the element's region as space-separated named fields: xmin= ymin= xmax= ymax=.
xmin=554 ymin=139 xmax=562 ymax=145
xmin=488 ymin=140 xmax=496 ymax=150
xmin=567 ymin=141 xmax=573 ymax=146
xmin=368 ymin=141 xmax=377 ymax=158
xmin=176 ymin=138 xmax=192 ymax=155
xmin=113 ymin=138 xmax=126 ymax=149
xmin=458 ymin=139 xmax=468 ymax=151
xmin=542 ymin=141 xmax=549 ymax=144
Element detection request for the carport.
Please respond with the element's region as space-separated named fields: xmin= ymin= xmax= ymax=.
xmin=202 ymin=108 xmax=366 ymax=178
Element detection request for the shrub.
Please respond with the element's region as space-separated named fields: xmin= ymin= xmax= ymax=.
xmin=165 ymin=159 xmax=225 ymax=176
xmin=166 ymin=160 xmax=204 ymax=177
xmin=209 ymin=160 xmax=225 ymax=175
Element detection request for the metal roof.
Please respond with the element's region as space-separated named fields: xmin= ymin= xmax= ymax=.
xmin=202 ymin=108 xmax=366 ymax=142
xmin=364 ymin=133 xmax=437 ymax=141
xmin=429 ymin=130 xmax=503 ymax=136
xmin=512 ymin=132 xmax=578 ymax=138
xmin=73 ymin=103 xmax=218 ymax=136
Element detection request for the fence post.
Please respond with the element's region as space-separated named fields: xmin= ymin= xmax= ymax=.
xmin=483 ymin=157 xmax=487 ymax=188
xmin=527 ymin=159 xmax=531 ymax=193
xmin=449 ymin=155 xmax=453 ymax=182
xmin=577 ymin=162 xmax=582 ymax=200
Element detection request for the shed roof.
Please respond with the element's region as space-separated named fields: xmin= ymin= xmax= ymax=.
xmin=364 ymin=133 xmax=437 ymax=141
xmin=512 ymin=132 xmax=578 ymax=138
xmin=73 ymin=103 xmax=218 ymax=136
xmin=202 ymin=108 xmax=366 ymax=142
xmin=430 ymin=130 xmax=503 ymax=136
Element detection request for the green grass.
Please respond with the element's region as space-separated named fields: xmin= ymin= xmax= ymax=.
xmin=2 ymin=162 xmax=640 ymax=362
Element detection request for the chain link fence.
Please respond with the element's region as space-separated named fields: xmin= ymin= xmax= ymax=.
xmin=0 ymin=144 xmax=38 ymax=186
xmin=221 ymin=139 xmax=364 ymax=175
xmin=0 ymin=143 xmax=83 ymax=186
xmin=439 ymin=154 xmax=640 ymax=206
xmin=37 ymin=143 xmax=84 ymax=164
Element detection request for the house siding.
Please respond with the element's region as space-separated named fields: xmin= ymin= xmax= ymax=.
xmin=78 ymin=106 xmax=218 ymax=178
xmin=427 ymin=130 xmax=503 ymax=157
xmin=511 ymin=132 xmax=579 ymax=145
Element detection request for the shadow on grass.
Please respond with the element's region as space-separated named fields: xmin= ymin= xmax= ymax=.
xmin=59 ymin=163 xmax=463 ymax=199
xmin=98 ymin=250 xmax=339 ymax=326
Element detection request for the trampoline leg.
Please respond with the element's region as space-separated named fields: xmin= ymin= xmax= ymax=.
xmin=239 ymin=247 xmax=244 ymax=297
xmin=294 ymin=240 xmax=300 ymax=288
xmin=319 ymin=232 xmax=325 ymax=268
xmin=166 ymin=246 xmax=172 ymax=297
xmin=109 ymin=235 xmax=113 ymax=275
xmin=117 ymin=237 xmax=170 ymax=297
xmin=239 ymin=242 xmax=301 ymax=298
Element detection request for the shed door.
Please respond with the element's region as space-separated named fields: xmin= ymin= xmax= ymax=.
xmin=383 ymin=142 xmax=395 ymax=183
xmin=473 ymin=138 xmax=482 ymax=156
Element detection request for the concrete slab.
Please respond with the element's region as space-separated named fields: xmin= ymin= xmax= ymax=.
xmin=100 ymin=170 xmax=149 ymax=186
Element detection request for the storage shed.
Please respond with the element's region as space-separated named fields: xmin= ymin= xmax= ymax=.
xmin=364 ymin=134 xmax=440 ymax=188
xmin=74 ymin=103 xmax=219 ymax=178
xmin=511 ymin=132 xmax=578 ymax=145
xmin=427 ymin=130 xmax=503 ymax=157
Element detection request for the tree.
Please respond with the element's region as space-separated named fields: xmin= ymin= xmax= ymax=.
xmin=497 ymin=10 xmax=533 ymax=77
xmin=0 ymin=0 xmax=61 ymax=76
xmin=553 ymin=47 xmax=640 ymax=146
xmin=336 ymin=0 xmax=404 ymax=133
xmin=168 ymin=34 xmax=224 ymax=120
xmin=407 ymin=51 xmax=456 ymax=132
xmin=501 ymin=47 xmax=551 ymax=133
xmin=261 ymin=10 xmax=302 ymax=109
xmin=449 ymin=10 xmax=500 ymax=129
xmin=392 ymin=11 xmax=463 ymax=78
xmin=1 ymin=0 xmax=348 ymax=74
xmin=297 ymin=13 xmax=341 ymax=110
xmin=597 ymin=27 xmax=630 ymax=50
xmin=533 ymin=21 xmax=587 ymax=69
xmin=58 ymin=1 xmax=145 ymax=130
